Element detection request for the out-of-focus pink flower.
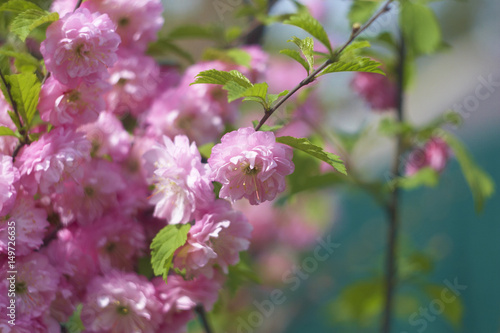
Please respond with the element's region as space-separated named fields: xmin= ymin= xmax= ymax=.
xmin=43 ymin=227 xmax=98 ymax=297
xmin=79 ymin=214 xmax=146 ymax=272
xmin=82 ymin=0 xmax=163 ymax=51
xmin=351 ymin=72 xmax=397 ymax=111
xmin=0 ymin=253 xmax=59 ymax=319
xmin=50 ymin=0 xmax=79 ymax=17
xmin=78 ymin=111 xmax=131 ymax=162
xmin=405 ymin=137 xmax=451 ymax=176
xmin=174 ymin=200 xmax=252 ymax=278
xmin=239 ymin=45 xmax=269 ymax=82
xmin=52 ymin=159 xmax=126 ymax=225
xmin=0 ymin=95 xmax=17 ymax=155
xmin=41 ymin=8 xmax=121 ymax=87
xmin=15 ymin=127 xmax=91 ymax=195
xmin=106 ymin=50 xmax=160 ymax=116
xmin=143 ymin=135 xmax=213 ymax=225
xmin=0 ymin=315 xmax=61 ymax=333
xmin=0 ymin=193 xmax=48 ymax=255
xmin=38 ymin=76 xmax=109 ymax=127
xmin=209 ymin=127 xmax=294 ymax=205
xmin=81 ymin=271 xmax=162 ymax=333
xmin=0 ymin=154 xmax=19 ymax=216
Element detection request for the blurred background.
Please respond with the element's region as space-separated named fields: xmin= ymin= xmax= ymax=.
xmin=163 ymin=0 xmax=499 ymax=332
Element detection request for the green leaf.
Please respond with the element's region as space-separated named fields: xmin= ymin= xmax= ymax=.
xmin=276 ymin=136 xmax=347 ymax=175
xmin=223 ymin=80 xmax=248 ymax=103
xmin=137 ymin=255 xmax=154 ymax=279
xmin=280 ymin=48 xmax=310 ymax=74
xmin=5 ymin=72 xmax=41 ymax=129
xmin=320 ymin=41 xmax=385 ymax=75
xmin=198 ymin=142 xmax=214 ymax=159
xmin=0 ymin=126 xmax=16 ymax=137
xmin=150 ymin=224 xmax=191 ymax=282
xmin=62 ymin=304 xmax=85 ymax=333
xmin=0 ymin=0 xmax=43 ymax=14
xmin=329 ymin=278 xmax=383 ymax=326
xmin=401 ymin=1 xmax=442 ymax=55
xmin=0 ymin=49 xmax=39 ymax=68
xmin=442 ymin=133 xmax=495 ymax=212
xmin=424 ymin=284 xmax=463 ymax=328
xmin=241 ymin=82 xmax=268 ymax=104
xmin=191 ymin=69 xmax=252 ymax=88
xmin=167 ymin=24 xmax=218 ymax=40
xmin=146 ymin=39 xmax=194 ymax=63
xmin=283 ymin=11 xmax=332 ymax=54
xmin=348 ymin=0 xmax=379 ymax=25
xmin=202 ymin=48 xmax=252 ymax=67
xmin=267 ymin=89 xmax=288 ymax=105
xmin=226 ymin=253 xmax=260 ymax=295
xmin=7 ymin=110 xmax=21 ymax=130
xmin=396 ymin=167 xmax=439 ymax=190
xmin=10 ymin=9 xmax=58 ymax=42
xmin=287 ymin=36 xmax=314 ymax=74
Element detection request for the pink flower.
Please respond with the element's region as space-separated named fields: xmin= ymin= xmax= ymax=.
xmin=38 ymin=76 xmax=109 ymax=127
xmin=105 ymin=50 xmax=160 ymax=116
xmin=81 ymin=271 xmax=162 ymax=333
xmin=40 ymin=8 xmax=121 ymax=87
xmin=82 ymin=0 xmax=163 ymax=51
xmin=406 ymin=137 xmax=450 ymax=176
xmin=0 ymin=315 xmax=61 ymax=333
xmin=351 ymin=72 xmax=397 ymax=111
xmin=78 ymin=214 xmax=146 ymax=272
xmin=0 ymin=193 xmax=49 ymax=255
xmin=0 ymin=253 xmax=60 ymax=319
xmin=208 ymin=127 xmax=295 ymax=205
xmin=173 ymin=200 xmax=252 ymax=278
xmin=15 ymin=127 xmax=91 ymax=195
xmin=143 ymin=135 xmax=214 ymax=225
xmin=78 ymin=111 xmax=131 ymax=162
xmin=52 ymin=159 xmax=126 ymax=225
xmin=0 ymin=95 xmax=17 ymax=155
xmin=0 ymin=154 xmax=19 ymax=216
xmin=50 ymin=0 xmax=79 ymax=17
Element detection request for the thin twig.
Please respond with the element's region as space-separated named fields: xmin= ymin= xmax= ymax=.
xmin=74 ymin=0 xmax=84 ymax=11
xmin=255 ymin=0 xmax=395 ymax=131
xmin=381 ymin=30 xmax=406 ymax=333
xmin=194 ymin=305 xmax=213 ymax=333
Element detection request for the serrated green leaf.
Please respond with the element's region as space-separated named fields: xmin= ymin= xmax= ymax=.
xmin=10 ymin=9 xmax=59 ymax=42
xmin=276 ymin=136 xmax=347 ymax=175
xmin=192 ymin=69 xmax=252 ymax=88
xmin=0 ymin=49 xmax=39 ymax=68
xmin=241 ymin=82 xmax=268 ymax=104
xmin=424 ymin=284 xmax=463 ymax=328
xmin=6 ymin=73 xmax=41 ymax=129
xmin=0 ymin=0 xmax=43 ymax=13
xmin=267 ymin=89 xmax=288 ymax=106
xmin=223 ymin=80 xmax=248 ymax=103
xmin=226 ymin=48 xmax=252 ymax=68
xmin=7 ymin=110 xmax=21 ymax=130
xmin=280 ymin=48 xmax=310 ymax=74
xmin=320 ymin=57 xmax=384 ymax=76
xmin=401 ymin=1 xmax=442 ymax=55
xmin=442 ymin=133 xmax=495 ymax=212
xmin=0 ymin=126 xmax=16 ymax=137
xmin=283 ymin=11 xmax=332 ymax=54
xmin=150 ymin=224 xmax=191 ymax=282
xmin=288 ymin=36 xmax=314 ymax=74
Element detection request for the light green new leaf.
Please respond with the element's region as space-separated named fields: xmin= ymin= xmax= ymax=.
xmin=442 ymin=133 xmax=495 ymax=212
xmin=401 ymin=1 xmax=442 ymax=55
xmin=276 ymin=136 xmax=347 ymax=175
xmin=191 ymin=69 xmax=252 ymax=88
xmin=0 ymin=0 xmax=42 ymax=14
xmin=167 ymin=24 xmax=218 ymax=40
xmin=288 ymin=36 xmax=314 ymax=74
xmin=283 ymin=11 xmax=333 ymax=54
xmin=0 ymin=49 xmax=39 ymax=68
xmin=223 ymin=80 xmax=248 ymax=103
xmin=0 ymin=126 xmax=16 ymax=137
xmin=242 ymin=82 xmax=268 ymax=104
xmin=280 ymin=48 xmax=310 ymax=74
xmin=6 ymin=73 xmax=41 ymax=129
xmin=267 ymin=89 xmax=288 ymax=105
xmin=348 ymin=0 xmax=379 ymax=26
xmin=320 ymin=57 xmax=384 ymax=76
xmin=62 ymin=304 xmax=85 ymax=333
xmin=396 ymin=167 xmax=439 ymax=190
xmin=424 ymin=284 xmax=463 ymax=328
xmin=10 ymin=9 xmax=59 ymax=42
xmin=150 ymin=224 xmax=191 ymax=282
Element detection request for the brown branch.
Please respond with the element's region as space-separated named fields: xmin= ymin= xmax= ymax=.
xmin=255 ymin=0 xmax=395 ymax=131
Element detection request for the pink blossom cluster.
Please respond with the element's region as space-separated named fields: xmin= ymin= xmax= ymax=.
xmin=351 ymin=72 xmax=398 ymax=111
xmin=405 ymin=137 xmax=451 ymax=176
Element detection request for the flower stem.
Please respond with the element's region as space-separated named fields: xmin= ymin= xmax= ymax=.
xmin=381 ymin=30 xmax=406 ymax=333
